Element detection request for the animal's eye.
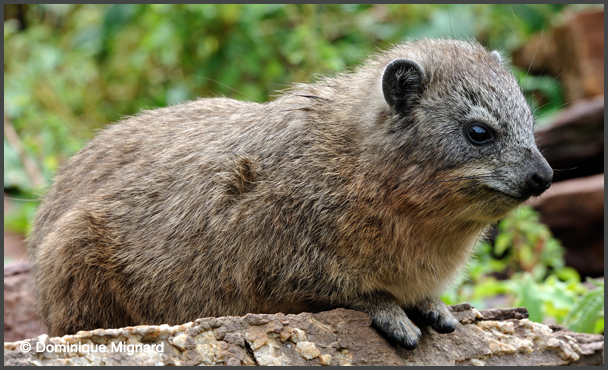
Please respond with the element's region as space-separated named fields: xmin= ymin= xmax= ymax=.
xmin=464 ymin=122 xmax=495 ymax=145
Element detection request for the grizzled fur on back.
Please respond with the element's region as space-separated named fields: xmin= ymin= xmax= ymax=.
xmin=28 ymin=39 xmax=552 ymax=340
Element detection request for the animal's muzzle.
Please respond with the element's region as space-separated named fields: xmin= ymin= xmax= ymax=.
xmin=525 ymin=170 xmax=552 ymax=196
xmin=523 ymin=151 xmax=553 ymax=197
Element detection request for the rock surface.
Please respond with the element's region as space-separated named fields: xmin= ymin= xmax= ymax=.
xmin=534 ymin=95 xmax=604 ymax=183
xmin=3 ymin=261 xmax=46 ymax=343
xmin=513 ymin=9 xmax=604 ymax=102
xmin=529 ymin=94 xmax=604 ymax=278
xmin=528 ymin=174 xmax=604 ymax=277
xmin=4 ymin=304 xmax=603 ymax=366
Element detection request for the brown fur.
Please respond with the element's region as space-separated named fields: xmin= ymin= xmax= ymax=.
xmin=28 ymin=39 xmax=552 ymax=348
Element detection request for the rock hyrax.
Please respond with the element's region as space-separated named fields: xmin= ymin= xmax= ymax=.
xmin=28 ymin=39 xmax=553 ymax=348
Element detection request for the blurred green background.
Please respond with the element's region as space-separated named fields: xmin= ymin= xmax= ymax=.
xmin=3 ymin=4 xmax=603 ymax=334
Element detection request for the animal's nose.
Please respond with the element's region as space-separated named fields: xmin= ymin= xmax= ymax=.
xmin=526 ymin=170 xmax=552 ymax=196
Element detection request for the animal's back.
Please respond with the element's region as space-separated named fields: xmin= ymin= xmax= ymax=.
xmin=28 ymin=95 xmax=362 ymax=334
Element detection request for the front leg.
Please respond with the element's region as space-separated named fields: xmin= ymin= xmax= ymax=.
xmin=347 ymin=291 xmax=421 ymax=349
xmin=404 ymin=297 xmax=458 ymax=334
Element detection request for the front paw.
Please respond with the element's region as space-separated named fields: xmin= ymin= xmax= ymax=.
xmin=347 ymin=292 xmax=422 ymax=349
xmin=405 ymin=297 xmax=458 ymax=334
xmin=370 ymin=305 xmax=422 ymax=350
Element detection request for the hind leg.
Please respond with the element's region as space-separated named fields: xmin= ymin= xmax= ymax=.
xmin=31 ymin=210 xmax=136 ymax=336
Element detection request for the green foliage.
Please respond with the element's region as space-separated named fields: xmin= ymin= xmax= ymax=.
xmin=3 ymin=196 xmax=39 ymax=236
xmin=442 ymin=206 xmax=604 ymax=334
xmin=563 ymin=278 xmax=604 ymax=334
xmin=5 ymin=139 xmax=32 ymax=191
xmin=493 ymin=206 xmax=565 ymax=280
xmin=513 ymin=69 xmax=565 ymax=128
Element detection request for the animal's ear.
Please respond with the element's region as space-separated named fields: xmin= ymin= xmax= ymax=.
xmin=490 ymin=50 xmax=502 ymax=64
xmin=382 ymin=58 xmax=425 ymax=114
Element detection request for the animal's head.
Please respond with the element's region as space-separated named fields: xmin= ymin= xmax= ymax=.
xmin=379 ymin=39 xmax=552 ymax=222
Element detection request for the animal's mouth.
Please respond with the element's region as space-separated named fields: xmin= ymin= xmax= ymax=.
xmin=485 ymin=186 xmax=531 ymax=203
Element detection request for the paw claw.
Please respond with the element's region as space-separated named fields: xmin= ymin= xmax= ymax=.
xmin=427 ymin=310 xmax=438 ymax=325
xmin=370 ymin=309 xmax=421 ymax=350
xmin=434 ymin=317 xmax=457 ymax=333
xmin=406 ymin=298 xmax=458 ymax=335
xmin=374 ymin=323 xmax=418 ymax=349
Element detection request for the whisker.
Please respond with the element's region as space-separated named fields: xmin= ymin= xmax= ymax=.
xmin=550 ymin=167 xmax=577 ymax=173
xmin=197 ymin=76 xmax=263 ymax=103
xmin=530 ymin=63 xmax=549 ymax=108
xmin=524 ymin=30 xmax=544 ymax=92
xmin=509 ymin=5 xmax=520 ymax=72
xmin=448 ymin=8 xmax=454 ymax=39
xmin=535 ymin=99 xmax=580 ymax=119
xmin=532 ymin=69 xmax=566 ymax=117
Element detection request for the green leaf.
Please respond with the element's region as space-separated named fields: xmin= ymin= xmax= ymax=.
xmin=593 ymin=317 xmax=604 ymax=334
xmin=554 ymin=267 xmax=580 ymax=283
xmin=4 ymin=139 xmax=32 ymax=191
xmin=564 ymin=284 xmax=604 ymax=334
xmin=494 ymin=232 xmax=511 ymax=255
xmin=516 ymin=273 xmax=544 ymax=323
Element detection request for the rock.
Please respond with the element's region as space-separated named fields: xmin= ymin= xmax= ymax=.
xmin=527 ymin=173 xmax=604 ymax=277
xmin=534 ymin=95 xmax=604 ymax=183
xmin=529 ymin=95 xmax=604 ymax=277
xmin=513 ymin=9 xmax=604 ymax=102
xmin=4 ymin=306 xmax=603 ymax=366
xmin=478 ymin=307 xmax=530 ymax=321
xmin=3 ymin=261 xmax=46 ymax=343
